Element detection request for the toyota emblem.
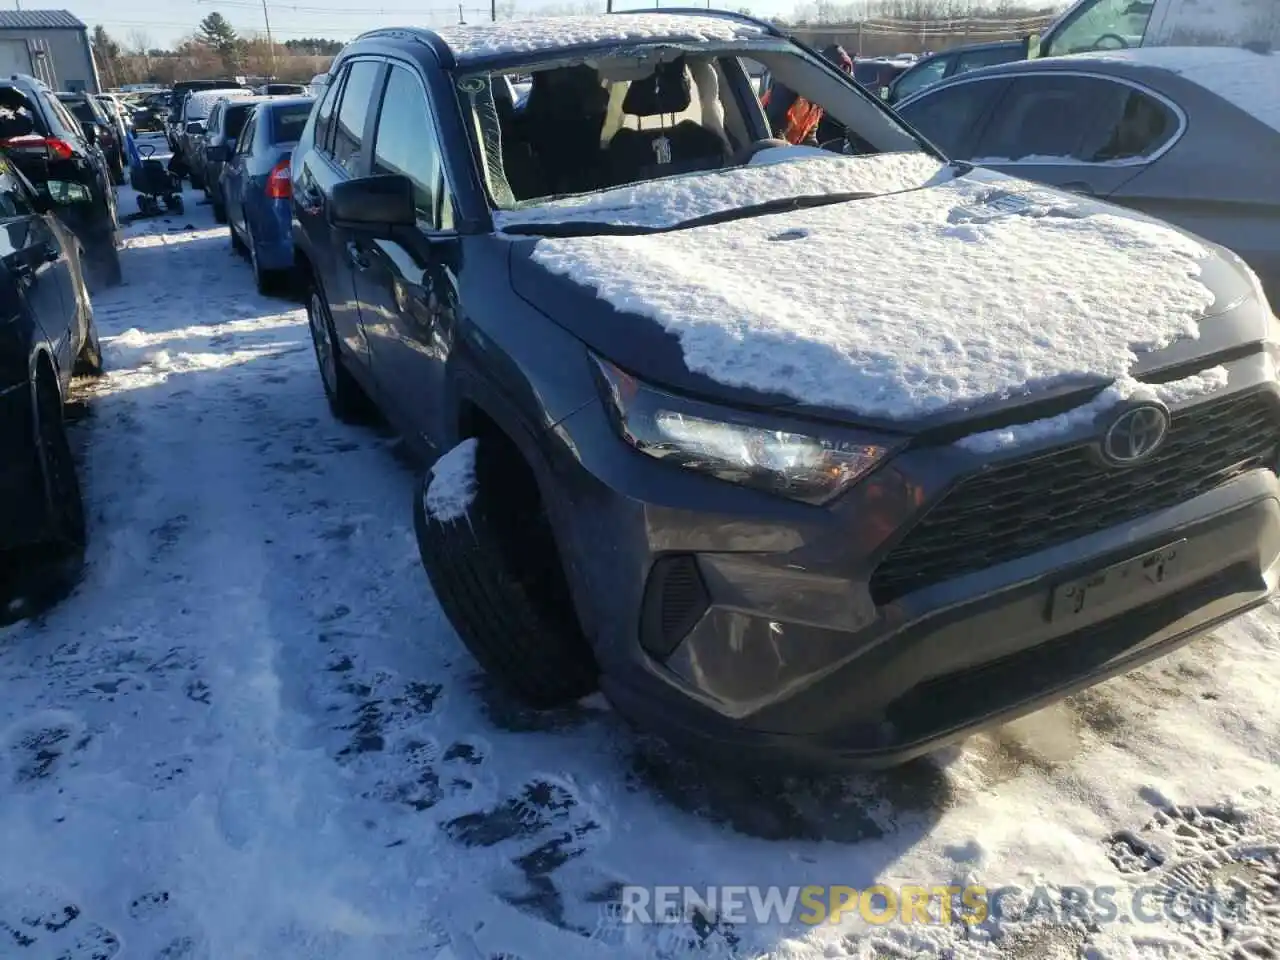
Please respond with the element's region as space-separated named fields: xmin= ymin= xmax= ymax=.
xmin=1101 ymin=403 xmax=1170 ymax=466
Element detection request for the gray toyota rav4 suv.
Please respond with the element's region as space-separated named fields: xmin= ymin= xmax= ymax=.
xmin=295 ymin=11 xmax=1280 ymax=770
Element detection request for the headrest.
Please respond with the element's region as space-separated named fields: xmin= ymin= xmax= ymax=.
xmin=622 ymin=59 xmax=692 ymax=117
xmin=528 ymin=65 xmax=608 ymax=116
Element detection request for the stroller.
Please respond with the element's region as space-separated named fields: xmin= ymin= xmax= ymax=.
xmin=129 ymin=141 xmax=184 ymax=216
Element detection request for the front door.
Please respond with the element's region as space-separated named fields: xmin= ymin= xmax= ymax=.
xmin=0 ymin=164 xmax=70 ymax=379
xmin=350 ymin=61 xmax=457 ymax=452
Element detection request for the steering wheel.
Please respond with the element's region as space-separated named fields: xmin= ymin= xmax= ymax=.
xmin=138 ymin=143 xmax=155 ymax=158
xmin=1091 ymin=32 xmax=1130 ymax=50
xmin=819 ymin=137 xmax=849 ymax=154
xmin=730 ymin=138 xmax=790 ymax=166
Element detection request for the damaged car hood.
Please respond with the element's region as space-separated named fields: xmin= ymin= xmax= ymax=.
xmin=509 ymin=163 xmax=1263 ymax=432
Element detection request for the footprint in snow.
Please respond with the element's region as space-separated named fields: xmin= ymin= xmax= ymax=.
xmin=2 ymin=713 xmax=91 ymax=785
xmin=0 ymin=890 xmax=120 ymax=960
xmin=445 ymin=777 xmax=599 ymax=850
xmin=1092 ymin=793 xmax=1280 ymax=959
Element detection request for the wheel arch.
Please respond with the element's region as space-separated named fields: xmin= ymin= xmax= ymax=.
xmin=449 ymin=383 xmax=603 ymax=647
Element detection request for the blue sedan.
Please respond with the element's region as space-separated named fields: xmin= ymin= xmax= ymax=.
xmin=217 ymin=96 xmax=314 ymax=293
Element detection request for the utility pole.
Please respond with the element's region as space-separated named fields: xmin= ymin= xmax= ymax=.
xmin=490 ymin=0 xmax=495 ymax=20
xmin=261 ymin=0 xmax=277 ymax=78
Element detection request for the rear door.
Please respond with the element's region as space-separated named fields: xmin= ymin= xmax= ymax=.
xmin=224 ymin=109 xmax=257 ymax=238
xmin=965 ymin=73 xmax=1177 ymax=198
xmin=294 ymin=58 xmax=386 ymax=377
xmin=0 ymin=159 xmax=72 ymax=383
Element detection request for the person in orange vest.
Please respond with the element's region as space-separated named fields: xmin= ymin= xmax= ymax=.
xmin=761 ymin=45 xmax=855 ymax=146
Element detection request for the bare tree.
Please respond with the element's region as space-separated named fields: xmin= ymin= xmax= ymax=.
xmin=126 ymin=29 xmax=152 ymax=54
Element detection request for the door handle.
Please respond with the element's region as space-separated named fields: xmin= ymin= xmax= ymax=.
xmin=346 ymin=240 xmax=369 ymax=271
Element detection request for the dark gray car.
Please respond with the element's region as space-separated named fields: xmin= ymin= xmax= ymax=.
xmin=895 ymin=47 xmax=1280 ymax=305
xmin=294 ymin=15 xmax=1280 ymax=772
xmin=886 ymin=39 xmax=1028 ymax=104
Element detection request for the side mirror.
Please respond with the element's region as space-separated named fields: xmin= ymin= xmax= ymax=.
xmin=328 ymin=174 xmax=416 ymax=233
xmin=186 ymin=121 xmax=205 ymax=135
xmin=206 ymin=143 xmax=230 ymax=162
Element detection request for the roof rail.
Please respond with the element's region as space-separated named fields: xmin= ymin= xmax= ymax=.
xmin=350 ymin=26 xmax=454 ymax=67
xmin=616 ymin=7 xmax=784 ymax=37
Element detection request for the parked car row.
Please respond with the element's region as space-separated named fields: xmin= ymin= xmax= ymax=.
xmin=0 ymin=144 xmax=104 ymax=623
xmin=0 ymin=75 xmax=122 ymax=291
xmin=6 ymin=5 xmax=1276 ymax=771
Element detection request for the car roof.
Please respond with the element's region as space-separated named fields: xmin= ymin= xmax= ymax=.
xmin=352 ymin=11 xmax=778 ymax=67
xmin=256 ymin=95 xmax=314 ymax=106
xmin=899 ymin=46 xmax=1278 ymax=130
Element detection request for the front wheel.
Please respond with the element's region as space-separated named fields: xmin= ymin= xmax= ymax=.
xmin=413 ymin=438 xmax=598 ymax=708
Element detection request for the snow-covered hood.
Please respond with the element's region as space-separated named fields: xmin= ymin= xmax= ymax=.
xmin=510 ymin=166 xmax=1262 ymax=432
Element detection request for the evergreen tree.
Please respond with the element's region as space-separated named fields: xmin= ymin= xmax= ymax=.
xmin=197 ymin=13 xmax=243 ymax=72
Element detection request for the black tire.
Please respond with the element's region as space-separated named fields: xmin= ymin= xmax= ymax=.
xmin=305 ymin=283 xmax=372 ymax=423
xmin=84 ymin=241 xmax=122 ymax=292
xmin=247 ymin=225 xmax=282 ymax=295
xmin=0 ymin=373 xmax=88 ymax=624
xmin=212 ymin=200 xmax=226 ymax=224
xmin=413 ymin=438 xmax=598 ymax=707
xmin=0 ymin=372 xmax=88 ymax=623
xmin=73 ymin=310 xmax=104 ymax=377
xmin=34 ymin=374 xmax=85 ymax=550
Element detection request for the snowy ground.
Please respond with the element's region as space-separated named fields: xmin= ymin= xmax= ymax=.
xmin=2 ymin=138 xmax=1280 ymax=960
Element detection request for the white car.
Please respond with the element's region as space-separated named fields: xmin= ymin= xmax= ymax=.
xmin=1040 ymin=0 xmax=1276 ymax=58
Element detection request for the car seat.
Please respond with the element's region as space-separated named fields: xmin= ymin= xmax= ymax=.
xmin=522 ymin=65 xmax=610 ymax=197
xmin=605 ymin=58 xmax=731 ymax=186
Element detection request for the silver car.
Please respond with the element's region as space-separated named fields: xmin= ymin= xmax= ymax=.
xmin=895 ymin=47 xmax=1280 ymax=305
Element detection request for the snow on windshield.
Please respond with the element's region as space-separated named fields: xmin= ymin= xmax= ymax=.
xmin=532 ymin=175 xmax=1217 ymax=420
xmin=496 ymin=152 xmax=950 ymax=230
xmin=434 ymin=13 xmax=767 ymax=60
xmin=1067 ymin=48 xmax=1280 ymax=135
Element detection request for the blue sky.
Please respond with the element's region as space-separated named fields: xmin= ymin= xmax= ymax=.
xmin=68 ymin=0 xmax=796 ymax=46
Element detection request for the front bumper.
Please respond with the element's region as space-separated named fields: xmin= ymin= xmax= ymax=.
xmin=546 ymin=381 xmax=1280 ymax=770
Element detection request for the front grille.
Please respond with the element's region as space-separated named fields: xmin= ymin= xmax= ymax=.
xmin=869 ymin=391 xmax=1280 ymax=605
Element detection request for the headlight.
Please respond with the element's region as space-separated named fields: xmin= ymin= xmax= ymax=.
xmin=593 ymin=356 xmax=896 ymax=504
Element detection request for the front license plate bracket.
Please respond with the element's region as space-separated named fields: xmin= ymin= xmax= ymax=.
xmin=1049 ymin=540 xmax=1186 ymax=622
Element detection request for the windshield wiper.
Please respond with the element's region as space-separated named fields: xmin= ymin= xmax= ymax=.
xmin=501 ymin=190 xmax=879 ymax=238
